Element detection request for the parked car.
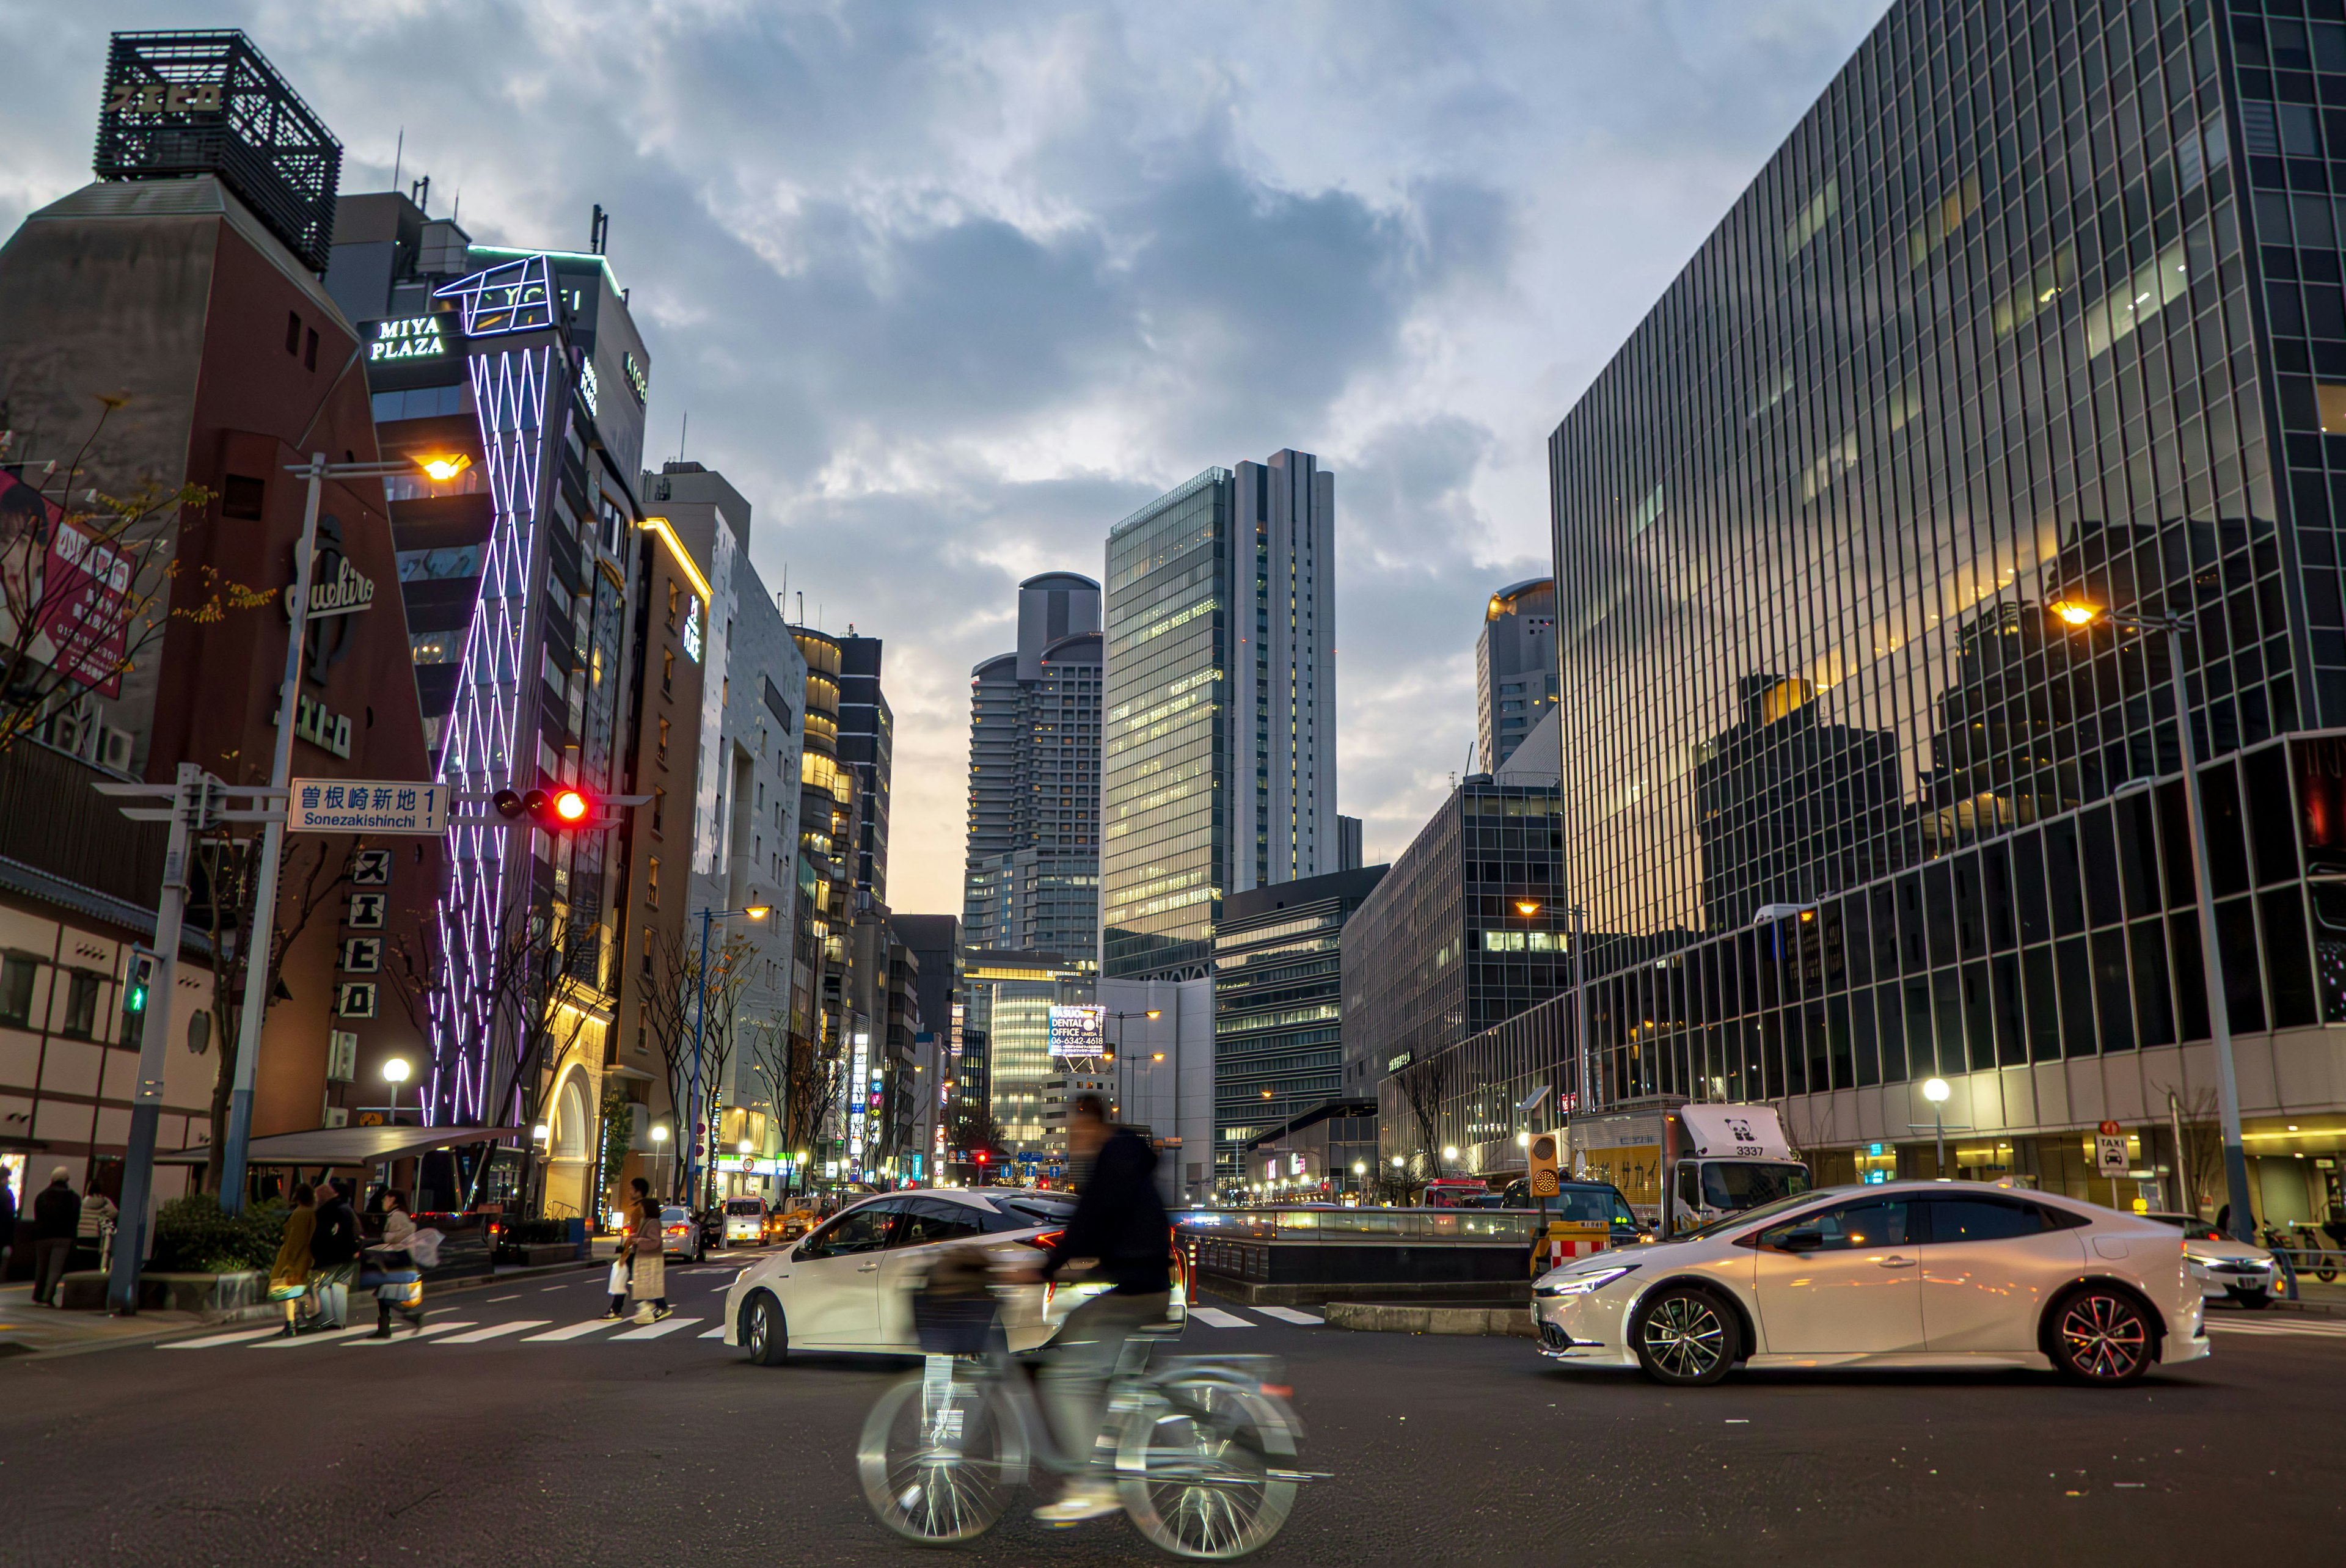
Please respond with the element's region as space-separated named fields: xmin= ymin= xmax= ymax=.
xmin=2144 ymin=1211 xmax=2278 ymax=1308
xmin=1532 ymin=1178 xmax=2205 ymax=1387
xmin=722 ymin=1187 xmax=1190 ymax=1365
xmin=723 ymin=1198 xmax=770 ymax=1248
xmin=659 ymin=1205 xmax=707 ymax=1264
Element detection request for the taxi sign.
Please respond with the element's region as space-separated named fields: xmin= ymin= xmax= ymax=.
xmin=2094 ymin=1121 xmax=2129 ymax=1175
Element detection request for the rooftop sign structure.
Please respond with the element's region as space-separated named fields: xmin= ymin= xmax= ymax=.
xmin=93 ymin=30 xmax=343 ymax=272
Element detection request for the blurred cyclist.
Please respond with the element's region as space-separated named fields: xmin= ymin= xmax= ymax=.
xmin=1029 ymin=1092 xmax=1171 ymax=1525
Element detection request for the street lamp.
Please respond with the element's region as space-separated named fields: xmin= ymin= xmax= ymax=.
xmin=216 ymin=445 xmax=481 ymax=1213
xmin=651 ymin=1123 xmax=672 ymax=1202
xmin=2048 ymin=597 xmax=2256 ymax=1241
xmin=382 ymin=1057 xmax=411 ymax=1120
xmin=687 ymin=903 xmax=771 ymax=1207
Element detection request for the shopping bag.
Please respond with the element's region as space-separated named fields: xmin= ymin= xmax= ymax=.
xmin=607 ymin=1259 xmax=628 ymax=1294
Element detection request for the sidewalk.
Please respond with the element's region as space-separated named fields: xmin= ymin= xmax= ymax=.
xmin=1 ymin=1241 xmax=622 ymax=1362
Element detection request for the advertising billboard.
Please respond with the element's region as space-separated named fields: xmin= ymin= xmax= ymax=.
xmin=1048 ymin=1004 xmax=1107 ymax=1062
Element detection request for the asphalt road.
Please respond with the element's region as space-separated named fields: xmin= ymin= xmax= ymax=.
xmin=4 ymin=1258 xmax=2343 ymax=1567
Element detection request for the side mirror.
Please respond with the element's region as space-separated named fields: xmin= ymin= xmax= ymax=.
xmin=1780 ymin=1228 xmax=1825 ymax=1252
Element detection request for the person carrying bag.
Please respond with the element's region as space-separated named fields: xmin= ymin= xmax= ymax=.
xmin=268 ymin=1185 xmax=318 ymax=1339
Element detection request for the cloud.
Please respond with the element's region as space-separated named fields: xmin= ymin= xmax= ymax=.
xmin=0 ymin=0 xmax=1893 ymax=914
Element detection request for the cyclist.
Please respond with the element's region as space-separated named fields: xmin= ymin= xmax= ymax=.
xmin=1025 ymin=1091 xmax=1171 ymax=1525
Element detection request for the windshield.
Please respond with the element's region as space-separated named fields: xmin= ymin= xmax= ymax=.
xmin=1672 ymin=1190 xmax=1823 ymax=1243
xmin=661 ymin=1207 xmax=689 ymax=1222
xmin=993 ymin=1195 xmax=1078 ymax=1226
xmin=1700 ymin=1161 xmax=1811 ymax=1211
xmin=1550 ymin=1186 xmax=1639 ymax=1227
xmin=2148 ymin=1213 xmax=2226 ymax=1242
xmin=726 ymin=1199 xmax=763 ymax=1216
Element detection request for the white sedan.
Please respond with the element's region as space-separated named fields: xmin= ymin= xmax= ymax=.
xmin=1532 ymin=1178 xmax=2206 ymax=1387
xmin=721 ymin=1187 xmax=1188 ymax=1364
xmin=2144 ymin=1212 xmax=2279 ymax=1308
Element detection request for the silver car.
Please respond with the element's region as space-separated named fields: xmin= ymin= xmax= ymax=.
xmin=1532 ymin=1178 xmax=2207 ymax=1386
xmin=720 ymin=1187 xmax=1189 ymax=1365
xmin=2144 ymin=1211 xmax=2279 ymax=1308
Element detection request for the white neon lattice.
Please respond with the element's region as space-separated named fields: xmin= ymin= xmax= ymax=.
xmin=428 ymin=339 xmax=550 ymax=1124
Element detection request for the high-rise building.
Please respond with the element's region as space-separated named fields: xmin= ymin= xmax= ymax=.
xmin=962 ymin=573 xmax=1103 ymax=963
xmin=1100 ymin=451 xmax=1337 ymax=980
xmin=1477 ymin=578 xmax=1558 ymax=772
xmin=839 ymin=632 xmax=893 ymax=903
xmin=1472 ymin=0 xmax=2346 ymax=1203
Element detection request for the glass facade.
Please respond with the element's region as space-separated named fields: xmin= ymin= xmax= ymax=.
xmin=1103 ymin=469 xmax=1233 ymax=979
xmin=1529 ymin=0 xmax=2346 ymax=1173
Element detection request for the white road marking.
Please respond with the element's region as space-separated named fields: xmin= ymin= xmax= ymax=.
xmin=158 ymin=1328 xmax=283 ymax=1350
xmin=2205 ymin=1318 xmax=2346 ymax=1338
xmin=522 ymin=1319 xmax=623 ymax=1342
xmin=541 ymin=1284 xmax=572 ymax=1292
xmin=1189 ymin=1307 xmax=1253 ymax=1329
xmin=487 ymin=1294 xmax=521 ymax=1303
xmin=1254 ymin=1306 xmax=1321 ymax=1326
xmin=435 ymin=1320 xmax=552 ymax=1344
xmin=699 ymin=1328 xmax=727 ymax=1340
xmin=250 ymin=1324 xmax=381 ymax=1350
xmin=611 ymin=1315 xmax=703 ymax=1341
xmin=346 ymin=1321 xmax=474 ymax=1347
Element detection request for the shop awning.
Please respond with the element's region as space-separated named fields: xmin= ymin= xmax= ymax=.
xmin=157 ymin=1126 xmax=520 ymax=1167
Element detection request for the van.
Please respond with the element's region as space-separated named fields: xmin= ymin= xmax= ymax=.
xmin=723 ymin=1197 xmax=769 ymax=1247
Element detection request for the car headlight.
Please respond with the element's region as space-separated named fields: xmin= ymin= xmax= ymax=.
xmin=1535 ymin=1264 xmax=1638 ymax=1298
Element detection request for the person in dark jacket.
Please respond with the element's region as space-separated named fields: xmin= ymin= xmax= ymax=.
xmin=31 ymin=1168 xmax=81 ymax=1306
xmin=0 ymin=1172 xmax=16 ymax=1284
xmin=1030 ymin=1094 xmax=1171 ymax=1525
xmin=310 ymin=1179 xmax=361 ymax=1329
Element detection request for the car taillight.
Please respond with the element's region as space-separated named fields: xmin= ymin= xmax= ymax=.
xmin=1025 ymin=1228 xmax=1064 ymax=1252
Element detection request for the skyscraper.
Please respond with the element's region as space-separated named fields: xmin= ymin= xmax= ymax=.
xmin=1476 ymin=578 xmax=1558 ymax=772
xmin=1101 ymin=451 xmax=1338 ymax=980
xmin=960 ymin=573 xmax=1103 ymax=963
xmin=838 ymin=632 xmax=893 ymax=903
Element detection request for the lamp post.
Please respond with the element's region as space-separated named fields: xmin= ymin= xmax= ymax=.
xmin=382 ymin=1057 xmax=411 ymax=1121
xmin=687 ymin=903 xmax=770 ymax=1210
xmin=219 ymin=450 xmax=473 ymax=1213
xmin=1910 ymin=1076 xmax=1973 ymax=1178
xmin=2050 ymin=599 xmax=2256 ymax=1241
xmin=651 ymin=1123 xmax=671 ymax=1202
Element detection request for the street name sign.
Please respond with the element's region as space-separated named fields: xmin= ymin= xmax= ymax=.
xmin=290 ymin=779 xmax=448 ymax=834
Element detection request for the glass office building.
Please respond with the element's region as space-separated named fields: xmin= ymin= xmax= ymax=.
xmin=1523 ymin=0 xmax=2346 ymax=1207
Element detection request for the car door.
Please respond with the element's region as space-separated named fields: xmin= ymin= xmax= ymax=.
xmin=1916 ymin=1194 xmax=2088 ymax=1352
xmin=874 ymin=1198 xmax=993 ymax=1346
xmin=782 ymin=1202 xmax=901 ymax=1345
xmin=1747 ymin=1195 xmax=1923 ymax=1355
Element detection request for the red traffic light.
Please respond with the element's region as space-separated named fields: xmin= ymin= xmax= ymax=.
xmin=496 ymin=786 xmax=597 ymax=831
xmin=974 ymin=1150 xmax=989 ymax=1164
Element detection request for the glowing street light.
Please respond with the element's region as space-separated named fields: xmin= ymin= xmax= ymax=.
xmin=418 ymin=452 xmax=472 ymax=483
xmin=382 ymin=1057 xmax=411 ymax=1120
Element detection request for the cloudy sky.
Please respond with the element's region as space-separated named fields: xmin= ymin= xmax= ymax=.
xmin=1 ymin=0 xmax=1889 ymax=916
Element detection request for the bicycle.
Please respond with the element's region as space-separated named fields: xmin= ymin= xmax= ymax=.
xmin=855 ymin=1296 xmax=1323 ymax=1559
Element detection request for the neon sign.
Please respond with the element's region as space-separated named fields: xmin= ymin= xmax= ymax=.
xmin=369 ymin=315 xmax=446 ymax=362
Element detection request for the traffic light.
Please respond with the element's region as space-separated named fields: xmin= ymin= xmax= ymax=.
xmin=493 ymin=786 xmax=596 ymax=831
xmin=1527 ymin=1131 xmax=1560 ymax=1198
xmin=123 ymin=949 xmax=155 ymax=1041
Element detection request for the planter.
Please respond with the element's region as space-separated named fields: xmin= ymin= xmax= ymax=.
xmin=56 ymin=1269 xmax=269 ymax=1319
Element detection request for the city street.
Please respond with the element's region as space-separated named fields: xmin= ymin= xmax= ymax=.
xmin=4 ymin=1265 xmax=2344 ymax=1567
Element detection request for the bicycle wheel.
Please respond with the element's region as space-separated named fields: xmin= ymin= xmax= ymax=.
xmin=857 ymin=1362 xmax=1022 ymax=1544
xmin=1116 ymin=1376 xmax=1299 ymax=1560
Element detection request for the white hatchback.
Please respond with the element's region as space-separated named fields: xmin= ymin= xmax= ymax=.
xmin=720 ymin=1187 xmax=1188 ymax=1364
xmin=1532 ymin=1179 xmax=2207 ymax=1386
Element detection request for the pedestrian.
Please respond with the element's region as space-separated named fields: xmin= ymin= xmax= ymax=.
xmin=604 ymin=1176 xmax=651 ymax=1319
xmin=365 ymin=1191 xmax=429 ymax=1338
xmin=626 ymin=1188 xmax=670 ymax=1324
xmin=268 ymin=1183 xmax=318 ymax=1339
xmin=76 ymin=1183 xmax=119 ymax=1275
xmin=30 ymin=1167 xmax=78 ymax=1307
xmin=310 ymin=1178 xmax=360 ymax=1329
xmin=0 ymin=1170 xmax=16 ymax=1285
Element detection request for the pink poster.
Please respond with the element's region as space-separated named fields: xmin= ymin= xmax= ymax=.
xmin=0 ymin=470 xmax=131 ymax=698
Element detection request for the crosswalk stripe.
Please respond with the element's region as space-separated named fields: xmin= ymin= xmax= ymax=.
xmin=2207 ymin=1319 xmax=2346 ymax=1337
xmin=159 ymin=1327 xmax=283 ymax=1350
xmin=1254 ymin=1306 xmax=1322 ymax=1326
xmin=250 ymin=1324 xmax=382 ymax=1350
xmin=699 ymin=1327 xmax=726 ymax=1340
xmin=1189 ymin=1307 xmax=1252 ymax=1329
xmin=522 ymin=1319 xmax=621 ymax=1342
xmin=611 ymin=1315 xmax=703 ymax=1341
xmin=347 ymin=1321 xmax=474 ymax=1347
xmin=435 ymin=1320 xmax=552 ymax=1344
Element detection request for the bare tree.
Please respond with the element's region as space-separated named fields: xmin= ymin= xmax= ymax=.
xmin=785 ymin=1040 xmax=848 ymax=1182
xmin=644 ymin=925 xmax=755 ymax=1203
xmin=2154 ymin=1081 xmax=2226 ymax=1217
xmin=1397 ymin=1055 xmax=1452 ymax=1184
xmin=0 ymin=397 xmax=273 ymax=756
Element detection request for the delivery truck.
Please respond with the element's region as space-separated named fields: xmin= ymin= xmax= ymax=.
xmin=1563 ymin=1098 xmax=1810 ymax=1239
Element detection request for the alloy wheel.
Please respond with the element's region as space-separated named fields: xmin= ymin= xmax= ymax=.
xmin=2058 ymin=1292 xmax=2149 ymax=1381
xmin=1640 ymin=1293 xmax=1727 ymax=1382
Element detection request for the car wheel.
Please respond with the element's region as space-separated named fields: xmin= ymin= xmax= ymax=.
xmin=2050 ymin=1286 xmax=2156 ymax=1385
xmin=1631 ymin=1286 xmax=1736 ymax=1387
xmin=744 ymin=1292 xmax=789 ymax=1366
xmin=2235 ymin=1288 xmax=2272 ymax=1311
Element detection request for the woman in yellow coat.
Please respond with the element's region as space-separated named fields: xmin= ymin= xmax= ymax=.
xmin=268 ymin=1183 xmax=318 ymax=1339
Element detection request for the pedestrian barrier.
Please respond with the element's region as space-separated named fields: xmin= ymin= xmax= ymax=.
xmin=1178 ymin=1208 xmax=1540 ymax=1306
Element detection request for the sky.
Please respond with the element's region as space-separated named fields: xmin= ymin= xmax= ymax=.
xmin=0 ymin=0 xmax=1891 ymax=918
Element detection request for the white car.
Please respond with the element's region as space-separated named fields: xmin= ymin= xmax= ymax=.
xmin=721 ymin=1187 xmax=1188 ymax=1365
xmin=2143 ymin=1212 xmax=2278 ymax=1308
xmin=722 ymin=1198 xmax=769 ymax=1248
xmin=1532 ymin=1178 xmax=2205 ymax=1387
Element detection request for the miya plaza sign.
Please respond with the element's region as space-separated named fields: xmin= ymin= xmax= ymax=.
xmin=368 ymin=314 xmax=450 ymax=363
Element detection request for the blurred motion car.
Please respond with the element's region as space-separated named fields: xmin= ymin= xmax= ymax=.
xmin=2144 ymin=1211 xmax=2278 ymax=1308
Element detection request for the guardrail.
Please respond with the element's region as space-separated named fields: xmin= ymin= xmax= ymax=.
xmin=1174 ymin=1207 xmax=1548 ymax=1306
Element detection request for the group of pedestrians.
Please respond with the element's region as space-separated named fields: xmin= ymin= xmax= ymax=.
xmin=266 ymin=1179 xmax=433 ymax=1340
xmin=9 ymin=1167 xmax=117 ymax=1307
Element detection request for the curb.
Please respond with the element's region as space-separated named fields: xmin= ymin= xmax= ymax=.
xmin=1324 ymin=1302 xmax=1535 ymax=1338
xmin=0 ymin=1256 xmax=607 ymax=1363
